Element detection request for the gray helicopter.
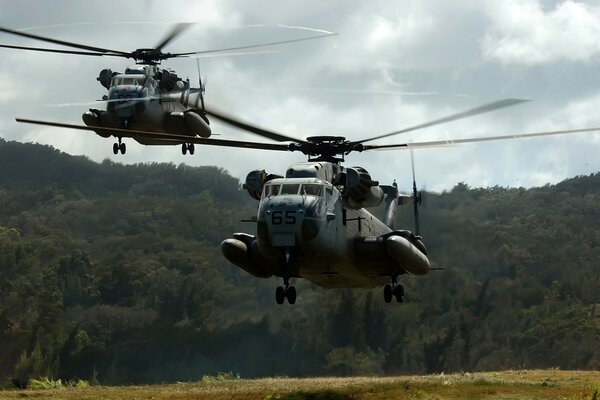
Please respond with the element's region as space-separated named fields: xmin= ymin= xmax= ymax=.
xmin=14 ymin=99 xmax=600 ymax=304
xmin=0 ymin=24 xmax=335 ymax=155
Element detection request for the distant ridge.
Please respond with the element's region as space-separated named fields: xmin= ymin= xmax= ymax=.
xmin=0 ymin=138 xmax=241 ymax=198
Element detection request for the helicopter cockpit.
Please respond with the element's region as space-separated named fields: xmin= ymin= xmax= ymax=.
xmin=259 ymin=178 xmax=333 ymax=222
xmin=256 ymin=178 xmax=332 ymax=245
xmin=110 ymin=75 xmax=146 ymax=87
xmin=107 ymin=74 xmax=154 ymax=118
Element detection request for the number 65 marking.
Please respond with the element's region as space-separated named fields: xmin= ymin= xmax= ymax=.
xmin=272 ymin=210 xmax=296 ymax=225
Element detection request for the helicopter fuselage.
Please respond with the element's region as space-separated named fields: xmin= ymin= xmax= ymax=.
xmin=221 ymin=162 xmax=430 ymax=290
xmin=82 ymin=66 xmax=210 ymax=148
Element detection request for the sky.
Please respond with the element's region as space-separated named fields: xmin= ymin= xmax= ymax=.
xmin=0 ymin=0 xmax=599 ymax=192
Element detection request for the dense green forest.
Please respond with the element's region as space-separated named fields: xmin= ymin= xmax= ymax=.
xmin=0 ymin=138 xmax=598 ymax=386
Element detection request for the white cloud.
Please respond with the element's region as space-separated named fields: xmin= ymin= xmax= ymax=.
xmin=483 ymin=0 xmax=600 ymax=64
xmin=0 ymin=0 xmax=598 ymax=192
xmin=561 ymin=92 xmax=600 ymax=130
xmin=0 ymin=72 xmax=21 ymax=102
xmin=366 ymin=14 xmax=434 ymax=53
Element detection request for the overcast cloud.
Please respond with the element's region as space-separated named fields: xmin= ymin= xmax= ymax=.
xmin=0 ymin=0 xmax=598 ymax=192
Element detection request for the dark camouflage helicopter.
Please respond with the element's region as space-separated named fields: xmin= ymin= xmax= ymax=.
xmin=13 ymin=96 xmax=600 ymax=304
xmin=0 ymin=23 xmax=334 ymax=155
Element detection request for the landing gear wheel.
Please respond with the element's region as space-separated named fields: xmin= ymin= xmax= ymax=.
xmin=275 ymin=286 xmax=285 ymax=305
xmin=112 ymin=142 xmax=119 ymax=155
xmin=394 ymin=284 xmax=404 ymax=303
xmin=188 ymin=143 xmax=195 ymax=155
xmin=383 ymin=284 xmax=393 ymax=303
xmin=181 ymin=143 xmax=187 ymax=155
xmin=119 ymin=142 xmax=126 ymax=155
xmin=287 ymin=286 xmax=296 ymax=305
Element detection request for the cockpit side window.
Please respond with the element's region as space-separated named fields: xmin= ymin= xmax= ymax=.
xmin=263 ymin=184 xmax=280 ymax=197
xmin=301 ymin=184 xmax=323 ymax=196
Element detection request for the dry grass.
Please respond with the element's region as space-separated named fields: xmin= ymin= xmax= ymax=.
xmin=1 ymin=370 xmax=599 ymax=400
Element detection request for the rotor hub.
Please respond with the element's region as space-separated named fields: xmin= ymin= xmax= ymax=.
xmin=131 ymin=48 xmax=169 ymax=65
xmin=306 ymin=135 xmax=346 ymax=144
xmin=296 ymin=136 xmax=364 ymax=163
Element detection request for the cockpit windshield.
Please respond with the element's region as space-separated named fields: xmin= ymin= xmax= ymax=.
xmin=263 ymin=183 xmax=324 ymax=198
xmin=281 ymin=184 xmax=300 ymax=195
xmin=111 ymin=76 xmax=145 ymax=86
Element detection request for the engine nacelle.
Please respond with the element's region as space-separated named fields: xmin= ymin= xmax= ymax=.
xmin=184 ymin=111 xmax=211 ymax=138
xmin=97 ymin=69 xmax=118 ymax=89
xmin=343 ymin=166 xmax=384 ymax=209
xmin=243 ymin=169 xmax=283 ymax=200
xmin=160 ymin=68 xmax=179 ymax=91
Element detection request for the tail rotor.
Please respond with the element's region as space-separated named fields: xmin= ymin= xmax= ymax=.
xmin=196 ymin=59 xmax=206 ymax=113
xmin=410 ymin=149 xmax=423 ymax=236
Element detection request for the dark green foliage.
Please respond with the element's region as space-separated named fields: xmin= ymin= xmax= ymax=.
xmin=0 ymin=139 xmax=598 ymax=385
xmin=272 ymin=391 xmax=351 ymax=400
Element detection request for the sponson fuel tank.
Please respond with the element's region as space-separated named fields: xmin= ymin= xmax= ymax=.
xmin=385 ymin=234 xmax=430 ymax=275
xmin=164 ymin=111 xmax=211 ymax=137
xmin=355 ymin=231 xmax=430 ymax=276
xmin=221 ymin=233 xmax=273 ymax=278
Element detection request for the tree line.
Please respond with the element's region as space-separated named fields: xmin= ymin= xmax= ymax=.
xmin=0 ymin=139 xmax=598 ymax=386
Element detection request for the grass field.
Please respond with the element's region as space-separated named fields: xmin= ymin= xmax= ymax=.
xmin=1 ymin=370 xmax=598 ymax=400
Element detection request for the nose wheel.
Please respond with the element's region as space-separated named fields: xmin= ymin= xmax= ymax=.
xmin=181 ymin=143 xmax=195 ymax=155
xmin=384 ymin=276 xmax=404 ymax=303
xmin=112 ymin=138 xmax=126 ymax=155
xmin=275 ymin=278 xmax=296 ymax=305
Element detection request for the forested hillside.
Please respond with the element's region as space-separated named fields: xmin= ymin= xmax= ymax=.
xmin=0 ymin=138 xmax=598 ymax=386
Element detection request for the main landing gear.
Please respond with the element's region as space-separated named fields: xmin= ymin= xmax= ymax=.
xmin=276 ymin=277 xmax=296 ymax=305
xmin=276 ymin=248 xmax=297 ymax=305
xmin=384 ymin=275 xmax=404 ymax=303
xmin=112 ymin=138 xmax=126 ymax=155
xmin=181 ymin=143 xmax=195 ymax=155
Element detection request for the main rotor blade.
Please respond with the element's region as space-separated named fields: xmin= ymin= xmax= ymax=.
xmin=187 ymin=49 xmax=280 ymax=58
xmin=171 ymin=32 xmax=337 ymax=57
xmin=0 ymin=25 xmax=129 ymax=56
xmin=46 ymin=92 xmax=204 ymax=108
xmin=0 ymin=44 xmax=119 ymax=57
xmin=45 ymin=98 xmax=153 ymax=107
xmin=15 ymin=118 xmax=291 ymax=152
xmin=154 ymin=22 xmax=191 ymax=51
xmin=364 ymin=126 xmax=600 ymax=150
xmin=356 ymin=99 xmax=528 ymax=144
xmin=410 ymin=149 xmax=416 ymax=183
xmin=204 ymin=107 xmax=309 ymax=144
